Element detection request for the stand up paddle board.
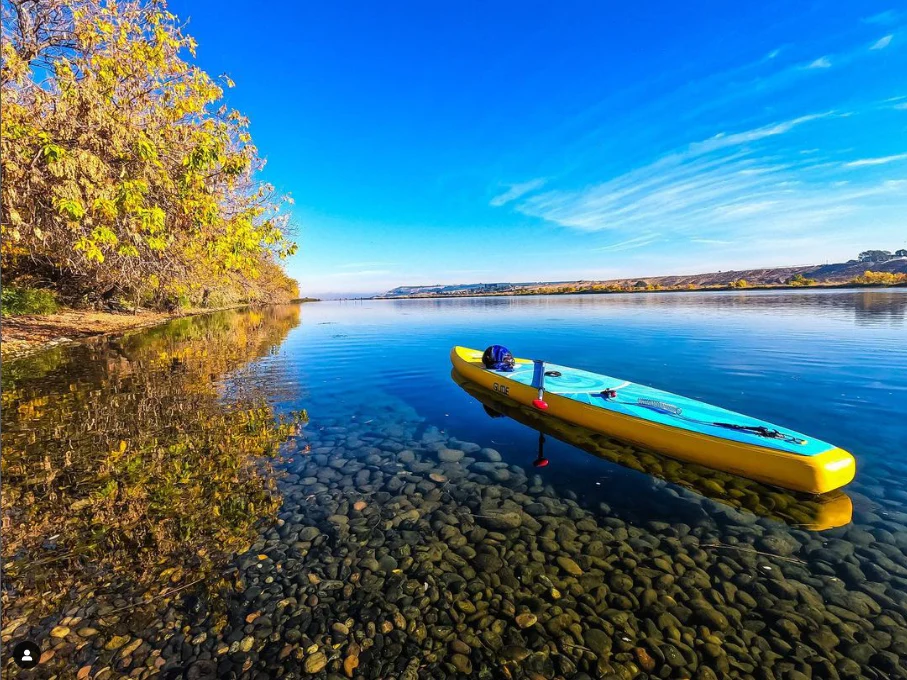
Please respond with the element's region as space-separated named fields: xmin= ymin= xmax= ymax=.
xmin=450 ymin=346 xmax=855 ymax=494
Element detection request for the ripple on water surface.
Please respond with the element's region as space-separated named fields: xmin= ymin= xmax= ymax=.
xmin=2 ymin=290 xmax=907 ymax=679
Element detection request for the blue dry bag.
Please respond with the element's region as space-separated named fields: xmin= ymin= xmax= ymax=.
xmin=482 ymin=345 xmax=515 ymax=371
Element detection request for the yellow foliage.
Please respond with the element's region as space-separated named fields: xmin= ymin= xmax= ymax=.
xmin=786 ymin=273 xmax=816 ymax=287
xmin=1 ymin=0 xmax=298 ymax=307
xmin=1 ymin=307 xmax=304 ymax=624
xmin=851 ymin=270 xmax=907 ymax=285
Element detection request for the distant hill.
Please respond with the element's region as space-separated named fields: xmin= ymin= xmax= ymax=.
xmin=384 ymin=282 xmax=520 ymax=297
xmin=377 ymin=258 xmax=907 ymax=298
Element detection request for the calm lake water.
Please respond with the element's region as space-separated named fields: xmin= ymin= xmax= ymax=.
xmin=3 ymin=289 xmax=907 ymax=679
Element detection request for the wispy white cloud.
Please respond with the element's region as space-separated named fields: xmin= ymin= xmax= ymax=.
xmin=490 ymin=179 xmax=546 ymax=207
xmin=735 ymin=37 xmax=898 ymax=103
xmin=504 ymin=26 xmax=890 ymax=185
xmin=870 ymin=34 xmax=894 ymax=50
xmin=474 ymin=16 xmax=906 ymax=280
xmin=688 ymin=113 xmax=834 ymax=155
xmin=593 ymin=234 xmax=660 ymax=252
xmin=500 ymin=114 xmax=907 ymax=251
xmin=894 ymin=103 xmax=907 ymax=110
xmin=844 ymin=153 xmax=907 ymax=167
xmin=710 ymin=200 xmax=779 ymax=218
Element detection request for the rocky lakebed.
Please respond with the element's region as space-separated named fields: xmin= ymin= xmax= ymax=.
xmin=10 ymin=399 xmax=907 ymax=680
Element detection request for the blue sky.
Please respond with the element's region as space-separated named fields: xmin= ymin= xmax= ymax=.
xmin=170 ymin=1 xmax=907 ymax=295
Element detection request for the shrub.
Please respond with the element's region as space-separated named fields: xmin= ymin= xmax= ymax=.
xmin=1 ymin=286 xmax=59 ymax=316
xmin=850 ymin=271 xmax=907 ymax=285
xmin=786 ymin=273 xmax=816 ymax=286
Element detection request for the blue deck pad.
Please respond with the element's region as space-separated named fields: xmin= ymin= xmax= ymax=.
xmin=492 ymin=362 xmax=833 ymax=457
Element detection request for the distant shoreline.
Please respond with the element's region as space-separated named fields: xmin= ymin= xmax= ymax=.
xmin=374 ymin=258 xmax=907 ymax=300
xmin=372 ymin=280 xmax=907 ymax=300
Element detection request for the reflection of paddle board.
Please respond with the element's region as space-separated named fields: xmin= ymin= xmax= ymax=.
xmin=451 ymin=346 xmax=855 ymax=495
xmin=454 ymin=374 xmax=853 ymax=531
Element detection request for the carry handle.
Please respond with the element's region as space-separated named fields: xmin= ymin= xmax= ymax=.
xmin=532 ymin=359 xmax=548 ymax=410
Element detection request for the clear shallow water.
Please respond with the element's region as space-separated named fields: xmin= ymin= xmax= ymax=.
xmin=3 ymin=289 xmax=907 ymax=679
xmin=282 ymin=289 xmax=906 ymax=481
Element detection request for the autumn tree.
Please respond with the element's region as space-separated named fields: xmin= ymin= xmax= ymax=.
xmin=786 ymin=273 xmax=816 ymax=287
xmin=851 ymin=270 xmax=907 ymax=285
xmin=1 ymin=0 xmax=298 ymax=307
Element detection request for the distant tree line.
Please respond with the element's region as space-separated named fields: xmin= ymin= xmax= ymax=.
xmin=855 ymin=249 xmax=907 ymax=263
xmin=1 ymin=0 xmax=299 ymax=312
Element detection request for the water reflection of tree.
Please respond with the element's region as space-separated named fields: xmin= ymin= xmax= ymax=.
xmin=852 ymin=291 xmax=906 ymax=326
xmin=1 ymin=306 xmax=304 ymax=635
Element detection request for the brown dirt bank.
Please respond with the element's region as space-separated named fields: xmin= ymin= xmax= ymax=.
xmin=0 ymin=307 xmax=237 ymax=361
